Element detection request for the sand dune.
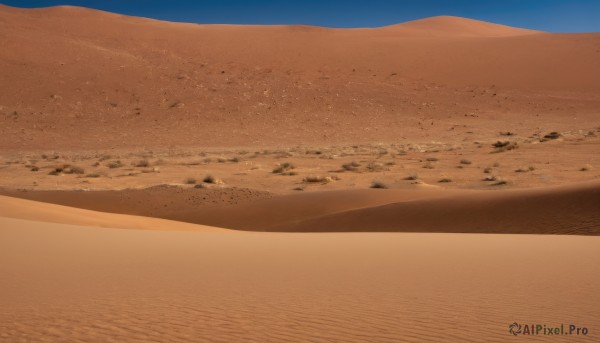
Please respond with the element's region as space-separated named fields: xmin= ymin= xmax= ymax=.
xmin=4 ymin=181 xmax=599 ymax=234
xmin=1 ymin=5 xmax=599 ymax=149
xmin=0 ymin=194 xmax=225 ymax=232
xmin=1 ymin=216 xmax=599 ymax=342
xmin=382 ymin=15 xmax=541 ymax=37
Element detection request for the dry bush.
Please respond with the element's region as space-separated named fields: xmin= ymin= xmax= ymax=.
xmin=438 ymin=177 xmax=452 ymax=183
xmin=86 ymin=173 xmax=101 ymax=178
xmin=423 ymin=162 xmax=435 ymax=169
xmin=273 ymin=162 xmax=296 ymax=174
xmin=542 ymin=132 xmax=561 ymax=141
xmin=491 ymin=178 xmax=508 ymax=186
xmin=404 ymin=174 xmax=419 ymax=181
xmin=483 ymin=167 xmax=493 ymax=174
xmin=426 ymin=157 xmax=439 ymax=162
xmin=303 ymin=175 xmax=334 ymax=183
xmin=63 ymin=165 xmax=85 ymax=174
xmin=342 ymin=161 xmax=361 ymax=171
xmin=515 ymin=166 xmax=535 ymax=173
xmin=184 ymin=177 xmax=197 ymax=184
xmin=135 ymin=159 xmax=150 ymax=167
xmin=366 ymin=162 xmax=386 ymax=172
xmin=370 ymin=180 xmax=388 ymax=189
xmin=482 ymin=175 xmax=498 ymax=182
xmin=203 ymin=175 xmax=224 ymax=184
xmin=460 ymin=159 xmax=472 ymax=165
xmin=107 ymin=160 xmax=123 ymax=169
xmin=492 ymin=141 xmax=518 ymax=153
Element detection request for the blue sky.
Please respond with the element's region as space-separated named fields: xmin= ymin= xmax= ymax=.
xmin=3 ymin=0 xmax=600 ymax=32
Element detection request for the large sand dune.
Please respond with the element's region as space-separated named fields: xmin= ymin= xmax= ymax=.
xmin=1 ymin=5 xmax=599 ymax=149
xmin=3 ymin=180 xmax=599 ymax=234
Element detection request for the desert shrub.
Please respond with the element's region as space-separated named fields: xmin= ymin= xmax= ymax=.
xmin=203 ymin=175 xmax=224 ymax=184
xmin=492 ymin=141 xmax=518 ymax=153
xmin=366 ymin=162 xmax=386 ymax=172
xmin=303 ymin=175 xmax=333 ymax=183
xmin=438 ymin=178 xmax=452 ymax=183
xmin=370 ymin=181 xmax=388 ymax=189
xmin=483 ymin=167 xmax=493 ymax=174
xmin=273 ymin=162 xmax=296 ymax=174
xmin=30 ymin=166 xmax=39 ymax=172
xmin=515 ymin=166 xmax=535 ymax=173
xmin=404 ymin=174 xmax=419 ymax=181
xmin=482 ymin=175 xmax=497 ymax=182
xmin=542 ymin=132 xmax=561 ymax=140
xmin=460 ymin=159 xmax=472 ymax=165
xmin=63 ymin=165 xmax=85 ymax=174
xmin=426 ymin=157 xmax=439 ymax=162
xmin=107 ymin=160 xmax=123 ymax=169
xmin=135 ymin=159 xmax=150 ymax=167
xmin=86 ymin=173 xmax=101 ymax=178
xmin=423 ymin=162 xmax=435 ymax=169
xmin=342 ymin=161 xmax=361 ymax=171
xmin=184 ymin=177 xmax=197 ymax=184
xmin=491 ymin=178 xmax=508 ymax=186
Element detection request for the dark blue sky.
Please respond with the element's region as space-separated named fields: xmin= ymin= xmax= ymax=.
xmin=3 ymin=0 xmax=600 ymax=32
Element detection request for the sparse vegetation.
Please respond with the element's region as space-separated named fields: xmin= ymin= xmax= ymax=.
xmin=491 ymin=141 xmax=518 ymax=153
xmin=542 ymin=132 xmax=561 ymax=141
xmin=107 ymin=160 xmax=123 ymax=169
xmin=482 ymin=175 xmax=498 ymax=182
xmin=370 ymin=180 xmax=388 ymax=189
xmin=483 ymin=167 xmax=493 ymax=174
xmin=86 ymin=173 xmax=101 ymax=178
xmin=342 ymin=161 xmax=361 ymax=171
xmin=366 ymin=162 xmax=386 ymax=172
xmin=135 ymin=159 xmax=150 ymax=167
xmin=491 ymin=179 xmax=509 ymax=186
xmin=438 ymin=177 xmax=452 ymax=183
xmin=515 ymin=166 xmax=535 ymax=173
xmin=203 ymin=175 xmax=224 ymax=184
xmin=423 ymin=162 xmax=435 ymax=169
xmin=184 ymin=177 xmax=197 ymax=184
xmin=303 ymin=175 xmax=334 ymax=183
xmin=425 ymin=157 xmax=439 ymax=162
xmin=273 ymin=162 xmax=296 ymax=174
xmin=460 ymin=159 xmax=472 ymax=165
xmin=48 ymin=165 xmax=84 ymax=175
xmin=404 ymin=174 xmax=419 ymax=181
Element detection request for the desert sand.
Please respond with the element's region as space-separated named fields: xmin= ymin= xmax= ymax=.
xmin=2 ymin=210 xmax=599 ymax=342
xmin=1 ymin=4 xmax=599 ymax=342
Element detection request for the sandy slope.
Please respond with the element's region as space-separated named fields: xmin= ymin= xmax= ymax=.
xmin=1 ymin=217 xmax=599 ymax=342
xmin=3 ymin=180 xmax=600 ymax=234
xmin=1 ymin=5 xmax=599 ymax=149
xmin=0 ymin=194 xmax=225 ymax=232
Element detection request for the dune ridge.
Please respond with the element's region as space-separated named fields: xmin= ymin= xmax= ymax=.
xmin=3 ymin=181 xmax=599 ymax=235
xmin=0 ymin=194 xmax=226 ymax=232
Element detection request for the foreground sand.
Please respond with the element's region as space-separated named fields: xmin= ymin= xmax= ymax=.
xmin=1 ymin=215 xmax=599 ymax=342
